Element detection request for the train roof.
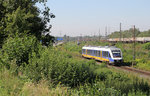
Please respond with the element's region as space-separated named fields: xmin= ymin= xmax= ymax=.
xmin=82 ymin=45 xmax=121 ymax=51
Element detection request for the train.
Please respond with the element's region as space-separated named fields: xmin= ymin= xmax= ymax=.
xmin=82 ymin=46 xmax=123 ymax=64
xmin=108 ymin=37 xmax=150 ymax=43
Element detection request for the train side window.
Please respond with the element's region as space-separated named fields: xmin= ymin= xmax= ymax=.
xmin=96 ymin=51 xmax=98 ymax=56
xmin=103 ymin=51 xmax=108 ymax=58
xmin=94 ymin=50 xmax=96 ymax=56
xmin=106 ymin=51 xmax=108 ymax=57
xmin=100 ymin=51 xmax=101 ymax=57
xmin=93 ymin=50 xmax=95 ymax=56
xmin=87 ymin=50 xmax=89 ymax=55
xmin=93 ymin=50 xmax=94 ymax=56
xmin=90 ymin=50 xmax=92 ymax=55
xmin=97 ymin=51 xmax=100 ymax=57
xmin=96 ymin=51 xmax=98 ymax=57
xmin=89 ymin=50 xmax=91 ymax=55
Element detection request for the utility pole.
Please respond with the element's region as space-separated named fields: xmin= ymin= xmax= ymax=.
xmin=99 ymin=28 xmax=100 ymax=41
xmin=105 ymin=26 xmax=107 ymax=41
xmin=80 ymin=34 xmax=82 ymax=42
xmin=94 ymin=32 xmax=95 ymax=41
xmin=120 ymin=23 xmax=122 ymax=42
xmin=108 ymin=27 xmax=110 ymax=39
xmin=91 ymin=32 xmax=92 ymax=41
xmin=132 ymin=25 xmax=136 ymax=67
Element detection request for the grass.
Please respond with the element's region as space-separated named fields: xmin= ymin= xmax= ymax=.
xmin=0 ymin=69 xmax=76 ymax=96
xmin=0 ymin=40 xmax=150 ymax=96
xmin=0 ymin=69 xmax=24 ymax=96
xmin=64 ymin=41 xmax=150 ymax=71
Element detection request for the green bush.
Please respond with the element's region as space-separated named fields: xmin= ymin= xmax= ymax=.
xmin=1 ymin=35 xmax=40 ymax=67
xmin=143 ymin=42 xmax=150 ymax=50
xmin=25 ymin=48 xmax=96 ymax=87
xmin=78 ymin=82 xmax=121 ymax=96
xmin=77 ymin=72 xmax=150 ymax=96
xmin=0 ymin=69 xmax=25 ymax=96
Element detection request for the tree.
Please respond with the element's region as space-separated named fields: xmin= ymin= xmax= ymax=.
xmin=41 ymin=34 xmax=55 ymax=46
xmin=109 ymin=28 xmax=141 ymax=38
xmin=0 ymin=0 xmax=6 ymax=47
xmin=0 ymin=0 xmax=55 ymax=47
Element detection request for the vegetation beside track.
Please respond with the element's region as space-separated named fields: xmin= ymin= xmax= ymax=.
xmin=63 ymin=41 xmax=150 ymax=71
xmin=0 ymin=38 xmax=150 ymax=95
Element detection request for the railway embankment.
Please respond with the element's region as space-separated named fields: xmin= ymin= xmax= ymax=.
xmin=107 ymin=65 xmax=150 ymax=81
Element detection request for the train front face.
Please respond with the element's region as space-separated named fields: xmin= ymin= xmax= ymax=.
xmin=109 ymin=49 xmax=123 ymax=64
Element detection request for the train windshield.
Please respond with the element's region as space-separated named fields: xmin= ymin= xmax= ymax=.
xmin=111 ymin=50 xmax=121 ymax=58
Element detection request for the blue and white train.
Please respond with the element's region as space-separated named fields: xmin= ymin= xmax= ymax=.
xmin=82 ymin=46 xmax=123 ymax=64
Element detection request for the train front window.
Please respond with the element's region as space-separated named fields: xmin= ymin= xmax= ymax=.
xmin=112 ymin=50 xmax=121 ymax=58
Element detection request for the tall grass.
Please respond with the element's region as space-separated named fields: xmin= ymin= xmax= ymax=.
xmin=0 ymin=69 xmax=76 ymax=96
xmin=0 ymin=38 xmax=150 ymax=96
xmin=0 ymin=69 xmax=24 ymax=96
xmin=25 ymin=47 xmax=97 ymax=87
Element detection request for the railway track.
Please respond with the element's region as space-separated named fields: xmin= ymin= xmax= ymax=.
xmin=107 ymin=64 xmax=150 ymax=80
xmin=81 ymin=56 xmax=150 ymax=80
xmin=89 ymin=59 xmax=150 ymax=81
xmin=77 ymin=54 xmax=150 ymax=81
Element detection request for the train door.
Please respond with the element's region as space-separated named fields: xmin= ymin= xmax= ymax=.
xmin=96 ymin=51 xmax=100 ymax=57
xmin=102 ymin=51 xmax=108 ymax=58
xmin=102 ymin=51 xmax=110 ymax=62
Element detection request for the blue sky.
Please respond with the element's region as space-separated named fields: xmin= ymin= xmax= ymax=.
xmin=40 ymin=0 xmax=150 ymax=37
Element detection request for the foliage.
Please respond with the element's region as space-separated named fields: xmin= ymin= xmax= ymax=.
xmin=5 ymin=7 xmax=34 ymax=36
xmin=78 ymin=82 xmax=121 ymax=96
xmin=63 ymin=41 xmax=150 ymax=71
xmin=25 ymin=47 xmax=97 ymax=87
xmin=109 ymin=28 xmax=140 ymax=38
xmin=41 ymin=34 xmax=55 ymax=46
xmin=143 ymin=42 xmax=150 ymax=50
xmin=57 ymin=42 xmax=150 ymax=95
xmin=77 ymin=71 xmax=150 ymax=96
xmin=20 ymin=80 xmax=72 ymax=96
xmin=0 ymin=0 xmax=55 ymax=47
xmin=1 ymin=40 xmax=150 ymax=95
xmin=135 ymin=59 xmax=150 ymax=71
xmin=109 ymin=28 xmax=150 ymax=39
xmin=1 ymin=35 xmax=40 ymax=67
xmin=138 ymin=30 xmax=150 ymax=37
xmin=0 ymin=69 xmax=75 ymax=96
xmin=0 ymin=69 xmax=25 ymax=96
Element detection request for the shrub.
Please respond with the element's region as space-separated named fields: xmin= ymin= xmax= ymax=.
xmin=20 ymin=80 xmax=73 ymax=96
xmin=25 ymin=48 xmax=96 ymax=87
xmin=143 ymin=42 xmax=150 ymax=50
xmin=1 ymin=35 xmax=41 ymax=67
xmin=78 ymin=82 xmax=121 ymax=96
xmin=0 ymin=69 xmax=24 ymax=96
